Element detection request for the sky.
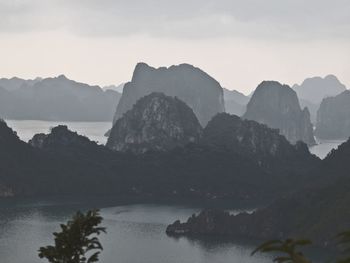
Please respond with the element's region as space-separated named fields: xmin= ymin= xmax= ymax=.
xmin=0 ymin=0 xmax=349 ymax=94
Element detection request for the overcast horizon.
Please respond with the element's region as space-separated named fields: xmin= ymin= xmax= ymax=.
xmin=1 ymin=0 xmax=349 ymax=94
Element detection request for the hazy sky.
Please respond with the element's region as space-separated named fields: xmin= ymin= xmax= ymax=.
xmin=0 ymin=0 xmax=349 ymax=94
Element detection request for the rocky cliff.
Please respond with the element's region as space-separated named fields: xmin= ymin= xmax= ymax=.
xmin=112 ymin=63 xmax=225 ymax=126
xmin=107 ymin=92 xmax=203 ymax=153
xmin=315 ymin=90 xmax=350 ymax=140
xmin=243 ymin=81 xmax=315 ymax=146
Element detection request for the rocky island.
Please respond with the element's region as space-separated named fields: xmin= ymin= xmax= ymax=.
xmin=243 ymin=81 xmax=315 ymax=146
xmin=106 ymin=92 xmax=203 ymax=153
xmin=112 ymin=63 xmax=225 ymax=127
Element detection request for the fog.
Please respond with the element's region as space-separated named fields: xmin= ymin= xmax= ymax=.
xmin=0 ymin=0 xmax=349 ymax=93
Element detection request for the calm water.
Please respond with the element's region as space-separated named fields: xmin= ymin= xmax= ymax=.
xmin=0 ymin=198 xmax=273 ymax=263
xmin=6 ymin=120 xmax=111 ymax=145
xmin=309 ymin=139 xmax=345 ymax=159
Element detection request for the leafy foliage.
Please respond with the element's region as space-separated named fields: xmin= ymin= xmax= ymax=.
xmin=38 ymin=210 xmax=106 ymax=263
xmin=252 ymin=239 xmax=312 ymax=263
xmin=336 ymin=231 xmax=350 ymax=263
xmin=252 ymin=231 xmax=350 ymax=263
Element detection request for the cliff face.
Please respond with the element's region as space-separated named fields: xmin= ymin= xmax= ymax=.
xmin=315 ymin=90 xmax=350 ymax=140
xmin=107 ymin=92 xmax=203 ymax=153
xmin=243 ymin=81 xmax=315 ymax=146
xmin=113 ymin=63 xmax=225 ymax=126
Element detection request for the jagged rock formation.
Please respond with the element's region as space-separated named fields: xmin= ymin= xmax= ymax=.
xmin=315 ymin=90 xmax=350 ymax=139
xmin=0 ymin=75 xmax=121 ymax=121
xmin=112 ymin=63 xmax=225 ymax=126
xmin=203 ymin=113 xmax=312 ymax=158
xmin=243 ymin=81 xmax=316 ymax=146
xmin=107 ymin=92 xmax=203 ymax=153
xmin=292 ymin=75 xmax=346 ymax=104
xmin=223 ymin=88 xmax=249 ymax=116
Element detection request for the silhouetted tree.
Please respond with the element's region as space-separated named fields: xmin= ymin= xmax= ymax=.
xmin=336 ymin=231 xmax=350 ymax=263
xmin=38 ymin=209 xmax=106 ymax=263
xmin=252 ymin=239 xmax=312 ymax=263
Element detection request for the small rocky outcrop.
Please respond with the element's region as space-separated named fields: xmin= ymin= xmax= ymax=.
xmin=166 ymin=210 xmax=251 ymax=237
xmin=113 ymin=63 xmax=225 ymax=127
xmin=29 ymin=125 xmax=99 ymax=151
xmin=107 ymin=92 xmax=203 ymax=153
xmin=315 ymin=90 xmax=350 ymax=140
xmin=243 ymin=81 xmax=316 ymax=146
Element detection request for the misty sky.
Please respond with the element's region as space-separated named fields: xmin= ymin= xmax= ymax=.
xmin=0 ymin=0 xmax=349 ymax=94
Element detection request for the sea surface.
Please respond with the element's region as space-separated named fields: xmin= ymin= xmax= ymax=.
xmin=0 ymin=197 xmax=275 ymax=263
xmin=309 ymin=139 xmax=345 ymax=159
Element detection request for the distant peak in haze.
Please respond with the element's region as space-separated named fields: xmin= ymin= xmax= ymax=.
xmin=292 ymin=74 xmax=346 ymax=104
xmin=56 ymin=74 xmax=68 ymax=80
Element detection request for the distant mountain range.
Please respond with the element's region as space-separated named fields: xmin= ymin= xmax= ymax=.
xmin=0 ymin=75 xmax=121 ymax=121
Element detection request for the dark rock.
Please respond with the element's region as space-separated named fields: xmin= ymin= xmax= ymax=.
xmin=29 ymin=125 xmax=99 ymax=151
xmin=107 ymin=92 xmax=203 ymax=153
